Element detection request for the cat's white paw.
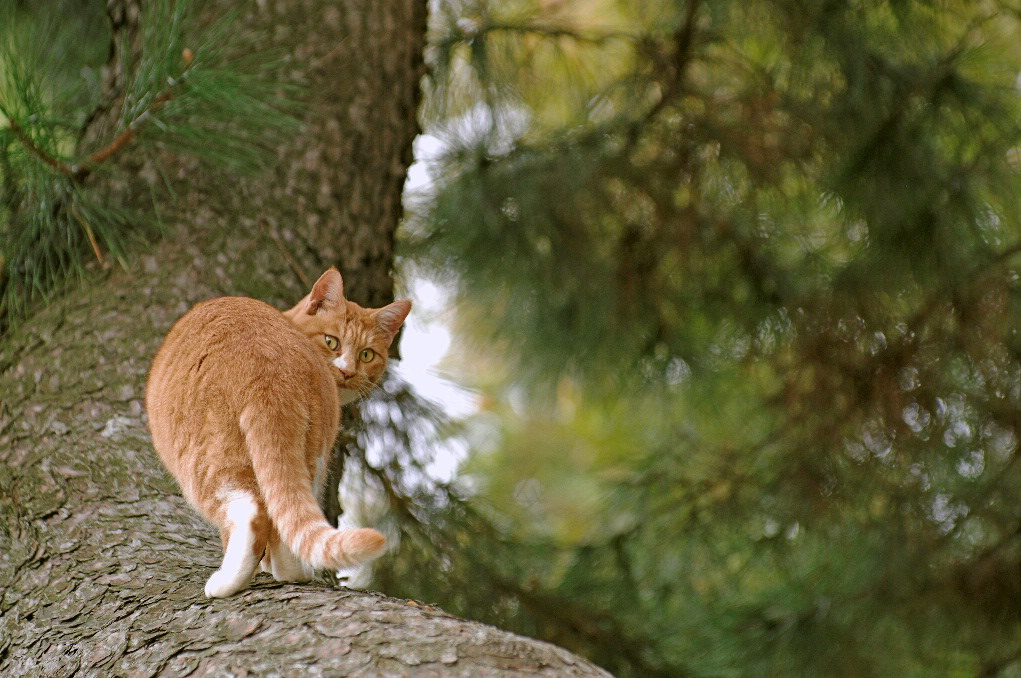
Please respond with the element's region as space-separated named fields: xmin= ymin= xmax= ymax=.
xmin=268 ymin=540 xmax=313 ymax=582
xmin=271 ymin=561 xmax=313 ymax=583
xmin=204 ymin=569 xmax=245 ymax=598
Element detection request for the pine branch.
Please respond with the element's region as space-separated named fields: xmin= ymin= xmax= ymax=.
xmin=0 ymin=0 xmax=298 ymax=332
xmin=1 ymin=115 xmax=75 ymax=179
xmin=2 ymin=78 xmax=177 ymax=184
xmin=440 ymin=20 xmax=638 ymax=51
xmin=72 ymin=88 xmax=176 ymax=181
xmin=644 ymin=0 xmax=702 ymax=121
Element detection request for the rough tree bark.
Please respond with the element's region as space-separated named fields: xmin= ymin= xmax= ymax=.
xmin=0 ymin=1 xmax=611 ymax=675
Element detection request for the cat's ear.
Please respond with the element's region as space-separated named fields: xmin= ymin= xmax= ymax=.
xmin=375 ymin=299 xmax=412 ymax=342
xmin=306 ymin=268 xmax=344 ymax=315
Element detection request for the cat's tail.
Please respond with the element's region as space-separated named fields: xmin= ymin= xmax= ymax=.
xmin=241 ymin=407 xmax=386 ymax=571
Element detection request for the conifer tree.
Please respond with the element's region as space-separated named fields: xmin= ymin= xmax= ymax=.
xmin=376 ymin=1 xmax=1021 ymax=676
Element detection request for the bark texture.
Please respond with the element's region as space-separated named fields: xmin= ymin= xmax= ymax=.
xmin=0 ymin=250 xmax=607 ymax=677
xmin=0 ymin=1 xmax=611 ymax=676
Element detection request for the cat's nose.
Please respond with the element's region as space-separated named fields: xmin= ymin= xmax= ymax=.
xmin=332 ymin=356 xmax=357 ymax=379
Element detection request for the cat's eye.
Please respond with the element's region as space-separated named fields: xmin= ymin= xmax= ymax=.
xmin=358 ymin=348 xmax=376 ymax=363
xmin=324 ymin=335 xmax=339 ymax=351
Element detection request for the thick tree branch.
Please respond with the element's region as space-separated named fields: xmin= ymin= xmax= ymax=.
xmin=0 ymin=228 xmax=610 ymax=677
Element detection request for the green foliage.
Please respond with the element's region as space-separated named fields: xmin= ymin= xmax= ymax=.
xmin=116 ymin=0 xmax=300 ymax=172
xmin=0 ymin=0 xmax=298 ymax=330
xmin=386 ymin=0 xmax=1021 ymax=676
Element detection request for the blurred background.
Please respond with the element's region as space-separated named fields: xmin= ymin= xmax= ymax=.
xmin=3 ymin=1 xmax=1019 ymax=676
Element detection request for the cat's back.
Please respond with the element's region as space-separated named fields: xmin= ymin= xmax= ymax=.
xmin=152 ymin=295 xmax=298 ymax=366
xmin=147 ymin=296 xmax=331 ymax=419
xmin=160 ymin=296 xmax=292 ymax=350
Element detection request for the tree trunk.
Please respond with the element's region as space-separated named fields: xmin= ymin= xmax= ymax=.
xmin=0 ymin=1 xmax=610 ymax=675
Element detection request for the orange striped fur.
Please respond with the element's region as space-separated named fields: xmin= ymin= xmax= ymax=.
xmin=146 ymin=269 xmax=410 ymax=597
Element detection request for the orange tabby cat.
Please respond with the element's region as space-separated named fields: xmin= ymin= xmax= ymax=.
xmin=146 ymin=268 xmax=411 ymax=597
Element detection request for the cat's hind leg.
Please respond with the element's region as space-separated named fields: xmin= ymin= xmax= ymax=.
xmin=204 ymin=489 xmax=268 ymax=598
xmin=260 ymin=527 xmax=313 ymax=583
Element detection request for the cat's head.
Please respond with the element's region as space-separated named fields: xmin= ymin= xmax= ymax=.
xmin=283 ymin=268 xmax=411 ymax=404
